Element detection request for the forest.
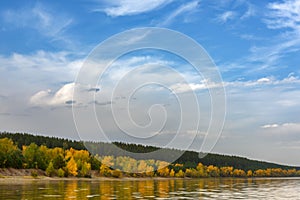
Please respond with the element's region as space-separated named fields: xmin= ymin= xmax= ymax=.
xmin=0 ymin=132 xmax=299 ymax=178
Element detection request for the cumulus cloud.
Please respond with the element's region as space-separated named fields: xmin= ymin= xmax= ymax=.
xmin=30 ymin=82 xmax=75 ymax=106
xmin=29 ymin=65 xmax=300 ymax=107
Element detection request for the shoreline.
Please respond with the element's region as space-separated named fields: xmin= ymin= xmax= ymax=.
xmin=1 ymin=168 xmax=300 ymax=183
xmin=1 ymin=175 xmax=300 ymax=184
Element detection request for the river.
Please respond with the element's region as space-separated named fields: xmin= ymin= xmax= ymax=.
xmin=0 ymin=177 xmax=299 ymax=199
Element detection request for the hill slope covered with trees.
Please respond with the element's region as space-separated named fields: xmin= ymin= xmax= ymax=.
xmin=0 ymin=132 xmax=298 ymax=172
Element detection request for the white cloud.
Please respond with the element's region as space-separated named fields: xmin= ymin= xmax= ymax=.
xmin=30 ymin=83 xmax=75 ymax=106
xmin=98 ymin=0 xmax=173 ymax=17
xmin=261 ymin=124 xmax=279 ymax=128
xmin=261 ymin=122 xmax=300 ymax=135
xmin=217 ymin=11 xmax=236 ymax=23
xmin=170 ymin=79 xmax=223 ymax=93
xmin=0 ymin=51 xmax=82 ymax=78
xmin=0 ymin=50 xmax=84 ymax=103
xmin=158 ymin=1 xmax=200 ymax=26
xmin=231 ymin=75 xmax=300 ymax=87
xmin=171 ymin=74 xmax=300 ymax=93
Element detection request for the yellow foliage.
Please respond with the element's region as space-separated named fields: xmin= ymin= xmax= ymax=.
xmin=157 ymin=167 xmax=170 ymax=177
xmin=247 ymin=170 xmax=253 ymax=177
xmin=101 ymin=156 xmax=115 ymax=167
xmin=185 ymin=168 xmax=199 ymax=177
xmin=206 ymin=165 xmax=220 ymax=177
xmin=196 ymin=163 xmax=207 ymax=177
xmin=137 ymin=160 xmax=147 ymax=173
xmin=232 ymin=169 xmax=246 ymax=177
xmin=220 ymin=166 xmax=233 ymax=177
xmin=100 ymin=164 xmax=112 ymax=177
xmin=145 ymin=166 xmax=154 ymax=177
xmin=175 ymin=169 xmax=185 ymax=178
xmin=169 ymin=169 xmax=175 ymax=177
xmin=66 ymin=157 xmax=78 ymax=176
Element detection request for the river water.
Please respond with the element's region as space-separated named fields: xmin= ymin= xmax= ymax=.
xmin=0 ymin=178 xmax=299 ymax=199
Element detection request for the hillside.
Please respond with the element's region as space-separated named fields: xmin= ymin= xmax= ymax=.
xmin=0 ymin=132 xmax=298 ymax=171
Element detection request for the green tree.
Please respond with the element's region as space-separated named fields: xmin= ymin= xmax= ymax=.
xmin=80 ymin=162 xmax=91 ymax=177
xmin=46 ymin=161 xmax=55 ymax=177
xmin=22 ymin=143 xmax=50 ymax=170
xmin=49 ymin=147 xmax=65 ymax=169
xmin=57 ymin=168 xmax=65 ymax=177
xmin=0 ymin=138 xmax=22 ymax=168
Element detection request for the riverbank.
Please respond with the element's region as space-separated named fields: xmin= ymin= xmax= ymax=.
xmin=1 ymin=168 xmax=300 ymax=182
xmin=0 ymin=168 xmax=102 ymax=179
xmin=0 ymin=168 xmax=185 ymax=182
xmin=0 ymin=175 xmax=299 ymax=185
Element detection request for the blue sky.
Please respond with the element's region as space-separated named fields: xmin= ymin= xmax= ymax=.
xmin=0 ymin=0 xmax=300 ymax=166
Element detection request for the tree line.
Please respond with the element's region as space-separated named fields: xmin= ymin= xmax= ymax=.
xmin=1 ymin=132 xmax=297 ymax=172
xmin=0 ymin=137 xmax=300 ymax=178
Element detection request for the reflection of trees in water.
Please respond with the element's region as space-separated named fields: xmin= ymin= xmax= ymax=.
xmin=11 ymin=178 xmax=300 ymax=199
xmin=65 ymin=181 xmax=77 ymax=199
xmin=137 ymin=180 xmax=154 ymax=197
xmin=99 ymin=181 xmax=114 ymax=200
xmin=157 ymin=180 xmax=169 ymax=198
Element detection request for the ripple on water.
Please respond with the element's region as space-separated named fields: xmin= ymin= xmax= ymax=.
xmin=1 ymin=178 xmax=300 ymax=199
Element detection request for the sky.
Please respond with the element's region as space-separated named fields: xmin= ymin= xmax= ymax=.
xmin=0 ymin=0 xmax=300 ymax=166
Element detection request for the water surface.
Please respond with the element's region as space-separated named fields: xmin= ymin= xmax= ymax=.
xmin=0 ymin=178 xmax=299 ymax=199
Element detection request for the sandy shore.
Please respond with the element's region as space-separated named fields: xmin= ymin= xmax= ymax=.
xmin=0 ymin=168 xmax=186 ymax=183
xmin=0 ymin=176 xmax=188 ymax=184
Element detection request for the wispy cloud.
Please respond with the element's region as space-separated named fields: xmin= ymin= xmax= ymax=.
xmin=158 ymin=1 xmax=200 ymax=26
xmin=2 ymin=3 xmax=72 ymax=42
xmin=221 ymin=0 xmax=300 ymax=74
xmin=217 ymin=11 xmax=236 ymax=23
xmin=244 ymin=0 xmax=300 ymax=71
xmin=95 ymin=0 xmax=174 ymax=17
xmin=239 ymin=34 xmax=262 ymax=41
xmin=240 ymin=2 xmax=256 ymax=19
xmin=0 ymin=51 xmax=82 ymax=77
xmin=265 ymin=0 xmax=300 ymax=31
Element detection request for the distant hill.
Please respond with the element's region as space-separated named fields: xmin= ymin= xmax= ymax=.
xmin=0 ymin=132 xmax=298 ymax=171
